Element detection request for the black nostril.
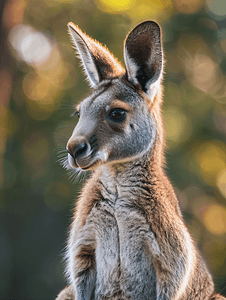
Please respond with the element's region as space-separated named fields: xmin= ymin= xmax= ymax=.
xmin=73 ymin=142 xmax=88 ymax=159
xmin=67 ymin=138 xmax=89 ymax=160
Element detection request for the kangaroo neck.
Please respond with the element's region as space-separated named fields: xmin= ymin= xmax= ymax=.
xmin=96 ymin=149 xmax=162 ymax=200
xmin=95 ymin=145 xmax=181 ymax=218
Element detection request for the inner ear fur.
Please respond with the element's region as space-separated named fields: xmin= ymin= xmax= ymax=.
xmin=124 ymin=21 xmax=163 ymax=96
xmin=68 ymin=23 xmax=125 ymax=87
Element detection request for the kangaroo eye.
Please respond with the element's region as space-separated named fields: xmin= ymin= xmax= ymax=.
xmin=108 ymin=108 xmax=126 ymax=122
xmin=71 ymin=110 xmax=80 ymax=118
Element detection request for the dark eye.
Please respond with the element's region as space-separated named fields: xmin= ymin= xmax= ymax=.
xmin=108 ymin=108 xmax=126 ymax=122
xmin=71 ymin=110 xmax=80 ymax=118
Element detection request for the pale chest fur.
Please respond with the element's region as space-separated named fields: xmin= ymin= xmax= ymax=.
xmin=68 ymin=168 xmax=158 ymax=299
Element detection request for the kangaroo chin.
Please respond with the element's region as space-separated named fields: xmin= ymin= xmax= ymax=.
xmin=56 ymin=21 xmax=225 ymax=300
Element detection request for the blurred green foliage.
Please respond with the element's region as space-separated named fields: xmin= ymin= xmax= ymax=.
xmin=0 ymin=0 xmax=226 ymax=299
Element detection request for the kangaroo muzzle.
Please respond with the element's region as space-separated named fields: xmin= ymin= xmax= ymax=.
xmin=67 ymin=137 xmax=91 ymax=169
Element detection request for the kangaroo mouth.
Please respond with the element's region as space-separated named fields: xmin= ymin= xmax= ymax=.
xmin=68 ymin=153 xmax=102 ymax=171
xmin=81 ymin=159 xmax=101 ymax=170
xmin=68 ymin=149 xmax=108 ymax=171
xmin=76 ymin=152 xmax=100 ymax=170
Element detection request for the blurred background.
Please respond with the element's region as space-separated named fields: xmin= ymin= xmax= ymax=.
xmin=0 ymin=0 xmax=226 ymax=299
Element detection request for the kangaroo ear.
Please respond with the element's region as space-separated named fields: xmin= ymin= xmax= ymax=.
xmin=68 ymin=23 xmax=124 ymax=87
xmin=124 ymin=21 xmax=163 ymax=98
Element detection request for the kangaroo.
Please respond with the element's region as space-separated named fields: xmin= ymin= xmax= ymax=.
xmin=56 ymin=21 xmax=225 ymax=300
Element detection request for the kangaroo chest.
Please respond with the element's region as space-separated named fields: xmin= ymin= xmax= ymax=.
xmin=82 ymin=189 xmax=157 ymax=299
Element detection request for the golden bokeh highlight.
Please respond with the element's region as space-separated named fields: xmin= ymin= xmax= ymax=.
xmin=174 ymin=0 xmax=204 ymax=14
xmin=95 ymin=0 xmax=135 ymax=13
xmin=217 ymin=169 xmax=226 ymax=198
xmin=8 ymin=24 xmax=77 ymax=120
xmin=177 ymin=33 xmax=225 ymax=97
xmin=195 ymin=141 xmax=226 ymax=185
xmin=35 ymin=48 xmax=75 ymax=89
xmin=164 ymin=106 xmax=192 ymax=148
xmin=177 ymin=34 xmax=210 ymax=59
xmin=191 ymin=54 xmax=220 ymax=94
xmin=52 ymin=0 xmax=75 ymax=3
xmin=95 ymin=0 xmax=174 ymax=22
xmin=26 ymin=99 xmax=56 ymax=121
xmin=202 ymin=204 xmax=226 ymax=235
xmin=21 ymin=47 xmax=76 ymax=120
xmin=23 ymin=72 xmax=52 ymax=102
xmin=3 ymin=0 xmax=26 ymax=30
xmin=127 ymin=0 xmax=173 ymax=22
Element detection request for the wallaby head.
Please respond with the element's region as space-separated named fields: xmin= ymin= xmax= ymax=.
xmin=66 ymin=21 xmax=163 ymax=172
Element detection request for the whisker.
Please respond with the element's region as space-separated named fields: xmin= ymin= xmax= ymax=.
xmin=58 ymin=149 xmax=68 ymax=154
xmin=57 ymin=132 xmax=71 ymax=139
xmin=68 ymin=168 xmax=82 ymax=183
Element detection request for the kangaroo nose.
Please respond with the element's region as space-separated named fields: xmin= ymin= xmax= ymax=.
xmin=67 ymin=137 xmax=88 ymax=159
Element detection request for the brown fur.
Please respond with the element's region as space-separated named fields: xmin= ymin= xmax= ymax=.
xmin=74 ymin=175 xmax=102 ymax=228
